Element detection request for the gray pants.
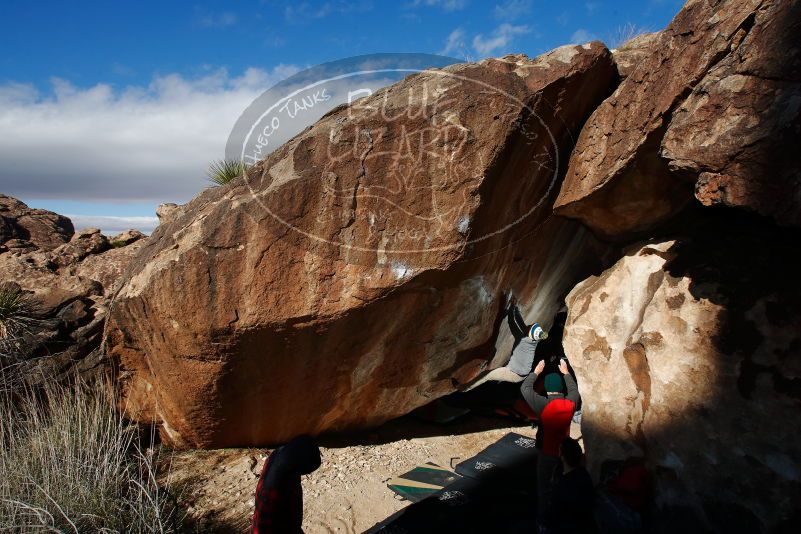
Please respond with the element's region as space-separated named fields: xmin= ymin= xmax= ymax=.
xmin=463 ymin=366 xmax=525 ymax=391
xmin=463 ymin=336 xmax=541 ymax=391
xmin=536 ymin=453 xmax=560 ymax=520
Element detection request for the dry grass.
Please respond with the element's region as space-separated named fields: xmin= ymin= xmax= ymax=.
xmin=609 ymin=22 xmax=651 ymax=49
xmin=0 ymin=374 xmax=183 ymax=533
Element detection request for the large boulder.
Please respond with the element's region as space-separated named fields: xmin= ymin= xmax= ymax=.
xmin=563 ymin=225 xmax=801 ymax=531
xmin=554 ymin=0 xmax=801 ymax=239
xmin=0 ymin=194 xmax=74 ymax=251
xmin=105 ymin=44 xmax=617 ymax=448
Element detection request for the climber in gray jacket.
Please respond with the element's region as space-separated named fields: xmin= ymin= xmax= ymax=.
xmin=506 ymin=303 xmax=548 ymax=375
xmin=464 ymin=300 xmax=549 ymax=390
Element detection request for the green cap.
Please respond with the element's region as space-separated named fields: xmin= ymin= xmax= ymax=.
xmin=544 ymin=373 xmax=564 ymax=394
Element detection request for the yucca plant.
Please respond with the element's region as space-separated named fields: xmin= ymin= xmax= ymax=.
xmin=207 ymin=159 xmax=251 ymax=186
xmin=0 ymin=284 xmax=40 ymax=359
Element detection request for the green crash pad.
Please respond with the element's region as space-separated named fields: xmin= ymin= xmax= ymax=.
xmin=387 ymin=462 xmax=463 ymax=502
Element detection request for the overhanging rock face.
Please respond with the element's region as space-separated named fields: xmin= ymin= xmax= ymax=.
xmin=554 ymin=0 xmax=801 ymax=239
xmin=105 ymin=44 xmax=615 ymax=448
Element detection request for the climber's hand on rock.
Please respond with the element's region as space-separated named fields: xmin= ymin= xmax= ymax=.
xmin=534 ymin=360 xmax=545 ymax=375
xmin=506 ymin=291 xmax=517 ymax=309
xmin=559 ymin=359 xmax=569 ymax=375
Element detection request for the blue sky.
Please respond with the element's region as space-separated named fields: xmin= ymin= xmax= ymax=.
xmin=0 ymin=0 xmax=682 ymax=234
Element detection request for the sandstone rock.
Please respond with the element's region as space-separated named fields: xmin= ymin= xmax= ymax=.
xmin=0 ymin=251 xmax=100 ymax=364
xmin=110 ymin=229 xmax=146 ymax=246
xmin=73 ymin=227 xmax=101 ymax=239
xmin=2 ymin=238 xmax=36 ymax=253
xmin=71 ymin=239 xmax=147 ymax=293
xmin=0 ymin=216 xmax=14 ymax=244
xmin=563 ymin=227 xmax=801 ymax=530
xmin=0 ymin=250 xmax=98 ymax=316
xmin=50 ymin=228 xmax=110 ymax=267
xmin=56 ymin=299 xmax=89 ymax=328
xmin=611 ymin=31 xmax=660 ymax=80
xmin=0 ymin=195 xmax=146 ymax=379
xmin=105 ymin=45 xmax=617 ymax=448
xmin=662 ymin=0 xmax=801 ymax=228
xmin=554 ymin=0 xmax=800 ymax=239
xmin=156 ymin=203 xmax=182 ymax=224
xmin=0 ymin=194 xmax=74 ymax=250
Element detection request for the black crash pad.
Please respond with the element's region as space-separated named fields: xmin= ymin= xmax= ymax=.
xmin=454 ymin=432 xmax=538 ymax=480
xmin=370 ymin=474 xmax=536 ymax=533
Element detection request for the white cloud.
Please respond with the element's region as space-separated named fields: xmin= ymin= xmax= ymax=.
xmin=408 ymin=0 xmax=468 ymax=12
xmin=0 ymin=65 xmax=301 ymax=207
xmin=195 ymin=9 xmax=238 ymax=28
xmin=67 ymin=215 xmax=160 ymax=235
xmin=440 ymin=28 xmax=467 ymax=56
xmin=472 ymin=23 xmax=529 ymax=56
xmin=493 ymin=0 xmax=532 ymax=20
xmin=285 ymin=2 xmax=332 ymax=19
xmin=0 ymin=82 xmax=38 ymax=105
xmin=0 ymin=63 xmax=409 ymax=237
xmin=284 ymin=1 xmax=373 ymax=21
xmin=569 ymin=28 xmax=597 ymax=44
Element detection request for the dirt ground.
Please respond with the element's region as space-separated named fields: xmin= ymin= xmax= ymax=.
xmin=159 ymin=415 xmax=559 ymax=533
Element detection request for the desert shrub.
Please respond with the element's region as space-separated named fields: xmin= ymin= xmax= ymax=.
xmin=0 ymin=375 xmax=183 ymax=533
xmin=207 ymin=159 xmax=251 ymax=186
xmin=0 ymin=284 xmax=40 ymax=360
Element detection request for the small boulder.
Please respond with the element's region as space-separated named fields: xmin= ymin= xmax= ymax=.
xmin=0 ymin=194 xmax=74 ymax=250
xmin=110 ymin=229 xmax=146 ymax=247
xmin=51 ymin=229 xmax=110 ymax=267
xmin=156 ymin=203 xmax=182 ymax=224
xmin=56 ymin=299 xmax=89 ymax=329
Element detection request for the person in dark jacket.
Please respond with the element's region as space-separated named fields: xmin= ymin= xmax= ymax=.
xmin=541 ymin=437 xmax=596 ymax=533
xmin=521 ymin=353 xmax=581 ymax=522
xmin=252 ymin=434 xmax=322 ymax=534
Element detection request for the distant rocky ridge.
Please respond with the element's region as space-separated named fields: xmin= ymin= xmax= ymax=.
xmin=0 ymin=194 xmax=74 ymax=252
xmin=0 ymin=194 xmax=144 ymax=382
